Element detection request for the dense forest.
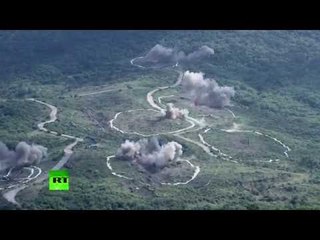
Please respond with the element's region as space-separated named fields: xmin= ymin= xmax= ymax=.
xmin=1 ymin=30 xmax=320 ymax=88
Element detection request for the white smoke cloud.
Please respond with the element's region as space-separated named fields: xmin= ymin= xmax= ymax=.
xmin=0 ymin=141 xmax=47 ymax=172
xmin=116 ymin=137 xmax=183 ymax=172
xmin=182 ymin=71 xmax=235 ymax=109
xmin=136 ymin=44 xmax=214 ymax=65
xmin=142 ymin=44 xmax=176 ymax=63
xmin=162 ymin=103 xmax=189 ymax=120
xmin=183 ymin=45 xmax=215 ymax=62
xmin=115 ymin=139 xmax=141 ymax=161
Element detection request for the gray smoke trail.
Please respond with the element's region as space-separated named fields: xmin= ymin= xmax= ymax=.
xmin=136 ymin=44 xmax=214 ymax=65
xmin=0 ymin=141 xmax=47 ymax=172
xmin=183 ymin=45 xmax=215 ymax=62
xmin=162 ymin=103 xmax=189 ymax=120
xmin=0 ymin=142 xmax=15 ymax=172
xmin=116 ymin=137 xmax=183 ymax=172
xmin=140 ymin=44 xmax=177 ymax=63
xmin=182 ymin=71 xmax=235 ymax=109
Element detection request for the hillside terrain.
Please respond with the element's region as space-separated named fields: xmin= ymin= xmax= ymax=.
xmin=0 ymin=30 xmax=319 ymax=209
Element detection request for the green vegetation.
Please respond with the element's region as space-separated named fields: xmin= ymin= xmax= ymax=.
xmin=1 ymin=31 xmax=320 ymax=209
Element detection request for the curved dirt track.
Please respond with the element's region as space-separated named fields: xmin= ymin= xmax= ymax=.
xmin=105 ymin=59 xmax=202 ymax=185
xmin=2 ymin=98 xmax=83 ymax=206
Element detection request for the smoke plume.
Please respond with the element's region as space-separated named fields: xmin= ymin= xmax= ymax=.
xmin=141 ymin=44 xmax=177 ymax=63
xmin=137 ymin=44 xmax=214 ymax=65
xmin=162 ymin=103 xmax=189 ymax=120
xmin=182 ymin=45 xmax=215 ymax=62
xmin=0 ymin=141 xmax=47 ymax=172
xmin=181 ymin=71 xmax=235 ymax=109
xmin=116 ymin=137 xmax=183 ymax=172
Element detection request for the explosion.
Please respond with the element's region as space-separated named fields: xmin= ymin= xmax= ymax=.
xmin=116 ymin=137 xmax=183 ymax=172
xmin=181 ymin=71 xmax=235 ymax=109
xmin=136 ymin=44 xmax=214 ymax=65
xmin=0 ymin=141 xmax=47 ymax=172
xmin=162 ymin=103 xmax=189 ymax=120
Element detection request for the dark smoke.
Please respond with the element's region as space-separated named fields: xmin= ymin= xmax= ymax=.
xmin=182 ymin=71 xmax=235 ymax=109
xmin=0 ymin=141 xmax=47 ymax=172
xmin=116 ymin=137 xmax=183 ymax=172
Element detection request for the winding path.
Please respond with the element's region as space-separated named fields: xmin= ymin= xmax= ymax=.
xmin=106 ymin=155 xmax=133 ymax=180
xmin=1 ymin=166 xmax=42 ymax=207
xmin=1 ymin=52 xmax=294 ymax=206
xmin=106 ymin=60 xmax=202 ymax=185
xmin=160 ymin=159 xmax=200 ymax=186
xmin=2 ymin=98 xmax=83 ymax=206
xmin=109 ymin=54 xmax=293 ymax=187
xmin=220 ymin=123 xmax=291 ymax=159
xmin=158 ymin=95 xmax=175 ymax=106
xmin=130 ymin=57 xmax=146 ymax=69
